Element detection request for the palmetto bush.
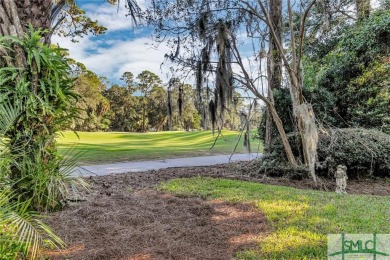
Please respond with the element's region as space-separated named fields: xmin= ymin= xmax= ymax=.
xmin=0 ymin=102 xmax=64 ymax=259
xmin=15 ymin=145 xmax=87 ymax=212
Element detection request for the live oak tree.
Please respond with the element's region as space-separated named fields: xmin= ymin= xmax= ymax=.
xmin=146 ymin=0 xmax=321 ymax=182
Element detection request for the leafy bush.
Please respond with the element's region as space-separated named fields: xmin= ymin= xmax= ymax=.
xmin=267 ymin=128 xmax=390 ymax=178
xmin=15 ymin=145 xmax=87 ymax=212
xmin=0 ymin=102 xmax=64 ymax=259
xmin=260 ymin=9 xmax=390 ymax=139
xmin=317 ymin=128 xmax=390 ymax=178
xmin=248 ymin=158 xmax=310 ymax=180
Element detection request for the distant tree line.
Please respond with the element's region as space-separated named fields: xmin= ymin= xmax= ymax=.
xmin=68 ymin=62 xmax=249 ymax=132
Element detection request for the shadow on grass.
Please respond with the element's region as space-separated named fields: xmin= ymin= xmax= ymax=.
xmin=161 ymin=177 xmax=390 ymax=259
xmin=57 ymin=132 xmax=261 ymax=164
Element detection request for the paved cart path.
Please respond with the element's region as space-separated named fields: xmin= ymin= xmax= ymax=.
xmin=72 ymin=153 xmax=261 ymax=177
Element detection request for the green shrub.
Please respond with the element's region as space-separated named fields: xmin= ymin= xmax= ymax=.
xmin=0 ymin=190 xmax=64 ymax=260
xmin=0 ymin=102 xmax=64 ymax=259
xmin=15 ymin=144 xmax=87 ymax=212
xmin=313 ymin=9 xmax=390 ymax=132
xmin=267 ymin=128 xmax=390 ymax=178
xmin=317 ymin=128 xmax=390 ymax=178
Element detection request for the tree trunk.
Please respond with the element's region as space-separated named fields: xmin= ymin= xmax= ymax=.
xmin=142 ymin=101 xmax=147 ymax=132
xmin=260 ymin=0 xmax=318 ymax=183
xmin=289 ymin=73 xmax=318 ymax=183
xmin=0 ymin=0 xmax=26 ymax=68
xmin=264 ymin=0 xmax=283 ymax=152
xmin=0 ymin=0 xmax=52 ymax=66
xmin=1 ymin=0 xmax=52 ymax=35
xmin=16 ymin=0 xmax=52 ymax=42
xmin=1 ymin=0 xmax=58 ymax=209
xmin=267 ymin=102 xmax=297 ymax=165
xmin=356 ymin=0 xmax=370 ymax=20
xmin=16 ymin=0 xmax=51 ymax=29
xmin=0 ymin=1 xmax=24 ymax=37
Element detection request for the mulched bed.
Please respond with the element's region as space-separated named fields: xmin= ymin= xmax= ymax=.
xmin=45 ymin=162 xmax=390 ymax=260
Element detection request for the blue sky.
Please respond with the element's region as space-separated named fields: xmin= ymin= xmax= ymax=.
xmin=52 ymin=0 xmax=380 ymax=90
xmin=52 ymin=1 xmax=172 ymax=85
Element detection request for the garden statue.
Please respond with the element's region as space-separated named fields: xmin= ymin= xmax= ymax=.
xmin=335 ymin=165 xmax=348 ymax=194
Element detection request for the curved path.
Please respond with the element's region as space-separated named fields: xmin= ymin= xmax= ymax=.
xmin=72 ymin=153 xmax=261 ymax=177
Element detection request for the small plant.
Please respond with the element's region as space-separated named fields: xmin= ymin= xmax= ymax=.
xmin=15 ymin=144 xmax=88 ymax=212
xmin=0 ymin=190 xmax=65 ymax=260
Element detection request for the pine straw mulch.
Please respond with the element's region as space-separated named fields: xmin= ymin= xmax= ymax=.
xmin=45 ymin=162 xmax=390 ymax=260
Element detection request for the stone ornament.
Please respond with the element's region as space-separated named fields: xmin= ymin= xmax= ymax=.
xmin=335 ymin=165 xmax=348 ymax=194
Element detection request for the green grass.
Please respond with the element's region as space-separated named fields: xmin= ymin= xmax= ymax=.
xmin=58 ymin=130 xmax=262 ymax=165
xmin=160 ymin=177 xmax=390 ymax=259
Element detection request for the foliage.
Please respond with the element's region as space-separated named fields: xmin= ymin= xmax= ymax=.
xmin=168 ymin=81 xmax=202 ymax=131
xmin=136 ymin=70 xmax=163 ymax=132
xmin=258 ymin=8 xmax=390 ymax=156
xmin=308 ymin=9 xmax=390 ymax=133
xmin=148 ymin=85 xmax=168 ymax=131
xmin=267 ymin=128 xmax=390 ymax=178
xmin=71 ymin=70 xmax=111 ymax=131
xmin=105 ymin=71 xmax=165 ymax=132
xmin=103 ymin=71 xmax=206 ymax=132
xmin=161 ymin=177 xmax=390 ymax=259
xmin=104 ymin=84 xmax=143 ymax=132
xmin=13 ymin=144 xmax=88 ymax=212
xmin=0 ymin=27 xmax=82 ymax=211
xmin=67 ymin=61 xmax=245 ymax=132
xmin=53 ymin=1 xmax=107 ymax=41
xmin=224 ymin=92 xmax=246 ymax=131
xmin=0 ymin=190 xmax=65 ymax=260
xmin=316 ymin=128 xmax=390 ymax=178
xmin=0 ymin=100 xmax=64 ymax=259
xmin=250 ymin=158 xmax=310 ymax=180
xmin=258 ymin=88 xmax=296 ymax=141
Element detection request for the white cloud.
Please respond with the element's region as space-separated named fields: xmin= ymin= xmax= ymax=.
xmin=52 ymin=1 xmax=172 ymax=84
xmin=52 ymin=1 xmax=264 ymax=89
xmin=53 ymin=33 xmax=171 ymax=83
xmin=81 ymin=1 xmax=136 ymax=32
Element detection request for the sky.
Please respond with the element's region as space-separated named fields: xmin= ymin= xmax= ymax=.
xmin=52 ymin=1 xmax=263 ymax=88
xmin=52 ymin=0 xmax=381 ymax=88
xmin=52 ymin=0 xmax=171 ymax=85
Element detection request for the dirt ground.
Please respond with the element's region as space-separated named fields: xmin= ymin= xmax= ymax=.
xmin=45 ymin=162 xmax=390 ymax=260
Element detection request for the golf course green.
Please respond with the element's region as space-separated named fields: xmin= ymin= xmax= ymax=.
xmin=58 ymin=130 xmax=262 ymax=165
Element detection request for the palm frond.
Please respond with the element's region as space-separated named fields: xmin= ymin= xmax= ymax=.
xmin=0 ymin=102 xmax=22 ymax=135
xmin=0 ymin=190 xmax=65 ymax=259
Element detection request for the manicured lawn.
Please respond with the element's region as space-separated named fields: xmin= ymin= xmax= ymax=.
xmin=58 ymin=130 xmax=262 ymax=165
xmin=160 ymin=177 xmax=390 ymax=259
